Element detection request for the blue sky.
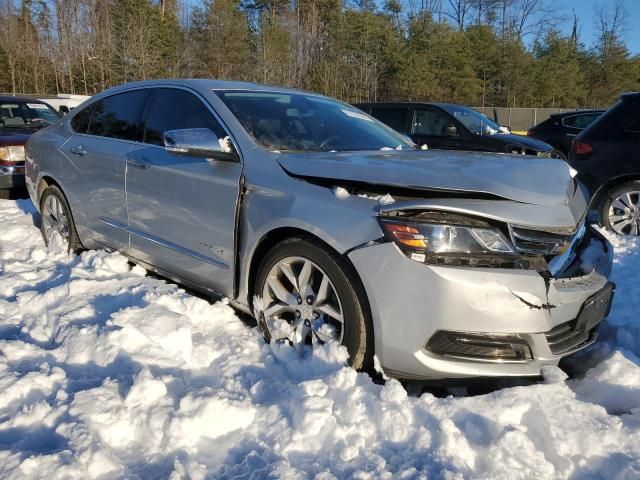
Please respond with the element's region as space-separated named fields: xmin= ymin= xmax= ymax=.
xmin=560 ymin=0 xmax=640 ymax=54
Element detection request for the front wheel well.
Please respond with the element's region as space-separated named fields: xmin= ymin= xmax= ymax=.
xmin=247 ymin=228 xmax=337 ymax=305
xmin=37 ymin=176 xmax=62 ymax=206
xmin=245 ymin=227 xmax=376 ymax=368
xmin=245 ymin=227 xmax=372 ymax=316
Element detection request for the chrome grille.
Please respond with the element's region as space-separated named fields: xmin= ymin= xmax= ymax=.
xmin=545 ymin=320 xmax=597 ymax=355
xmin=510 ymin=227 xmax=574 ymax=256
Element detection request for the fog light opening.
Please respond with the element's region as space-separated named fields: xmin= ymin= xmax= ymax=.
xmin=426 ymin=331 xmax=533 ymax=362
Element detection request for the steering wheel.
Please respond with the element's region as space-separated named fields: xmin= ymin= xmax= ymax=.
xmin=319 ymin=135 xmax=342 ymax=149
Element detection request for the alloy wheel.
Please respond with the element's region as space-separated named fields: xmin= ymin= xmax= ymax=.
xmin=41 ymin=195 xmax=70 ymax=246
xmin=261 ymin=256 xmax=344 ymax=345
xmin=608 ymin=190 xmax=640 ymax=235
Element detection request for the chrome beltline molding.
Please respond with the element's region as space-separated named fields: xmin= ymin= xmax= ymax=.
xmin=97 ymin=217 xmax=229 ymax=270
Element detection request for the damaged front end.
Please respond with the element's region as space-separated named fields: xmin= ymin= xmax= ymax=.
xmin=375 ymin=201 xmax=612 ymax=282
xmin=347 ymin=199 xmax=614 ymax=380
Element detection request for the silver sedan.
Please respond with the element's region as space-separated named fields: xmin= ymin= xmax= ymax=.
xmin=25 ymin=80 xmax=614 ymax=380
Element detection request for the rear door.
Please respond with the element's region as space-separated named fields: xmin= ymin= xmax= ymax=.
xmin=60 ymin=89 xmax=148 ymax=250
xmin=126 ymin=87 xmax=242 ymax=296
xmin=369 ymin=106 xmax=412 ymax=136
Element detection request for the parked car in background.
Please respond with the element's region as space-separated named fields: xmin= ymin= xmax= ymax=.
xmin=355 ymin=102 xmax=563 ymax=158
xmin=27 ymin=80 xmax=613 ymax=381
xmin=568 ymin=93 xmax=640 ymax=236
xmin=38 ymin=94 xmax=91 ymax=115
xmin=1 ymin=93 xmax=90 ymax=116
xmin=527 ymin=110 xmax=605 ymax=156
xmin=1 ymin=95 xmax=60 ymax=197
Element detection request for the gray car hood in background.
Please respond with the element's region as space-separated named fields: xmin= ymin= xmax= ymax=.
xmin=277 ymin=150 xmax=574 ymax=207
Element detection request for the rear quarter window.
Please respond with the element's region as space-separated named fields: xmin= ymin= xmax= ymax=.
xmin=562 ymin=113 xmax=600 ymax=129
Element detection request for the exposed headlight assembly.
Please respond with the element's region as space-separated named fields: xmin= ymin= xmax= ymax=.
xmin=378 ymin=215 xmax=535 ymax=269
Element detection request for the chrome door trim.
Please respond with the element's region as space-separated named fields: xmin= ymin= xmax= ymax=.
xmin=97 ymin=217 xmax=229 ymax=270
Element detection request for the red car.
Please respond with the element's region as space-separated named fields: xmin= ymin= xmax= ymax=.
xmin=1 ymin=95 xmax=60 ymax=197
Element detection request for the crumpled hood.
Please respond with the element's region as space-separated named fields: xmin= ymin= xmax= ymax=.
xmin=277 ymin=149 xmax=574 ymax=206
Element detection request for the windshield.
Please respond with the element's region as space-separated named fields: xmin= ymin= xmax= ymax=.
xmin=0 ymin=100 xmax=60 ymax=129
xmin=440 ymin=105 xmax=502 ymax=136
xmin=216 ymin=90 xmax=414 ymax=152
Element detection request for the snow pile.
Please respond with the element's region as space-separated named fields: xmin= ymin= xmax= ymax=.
xmin=0 ymin=199 xmax=639 ymax=479
xmin=333 ymin=187 xmax=395 ymax=205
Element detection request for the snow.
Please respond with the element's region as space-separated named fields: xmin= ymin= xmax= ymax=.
xmin=334 ymin=187 xmax=395 ymax=205
xmin=217 ymin=136 xmax=232 ymax=153
xmin=1 ymin=198 xmax=640 ymax=479
xmin=333 ymin=186 xmax=350 ymax=199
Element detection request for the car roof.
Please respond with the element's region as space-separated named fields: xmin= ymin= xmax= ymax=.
xmin=621 ymin=92 xmax=640 ymax=101
xmin=97 ymin=79 xmax=317 ymax=99
xmin=549 ymin=109 xmax=605 ymax=118
xmin=354 ymin=101 xmax=454 ymax=108
xmin=0 ymin=95 xmax=51 ymax=103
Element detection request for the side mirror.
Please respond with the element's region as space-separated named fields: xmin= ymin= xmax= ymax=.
xmin=442 ymin=124 xmax=458 ymax=136
xmin=163 ymin=128 xmax=236 ymax=161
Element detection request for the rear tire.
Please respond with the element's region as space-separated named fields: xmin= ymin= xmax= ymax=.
xmin=39 ymin=185 xmax=82 ymax=251
xmin=255 ymin=237 xmax=372 ymax=369
xmin=600 ymin=181 xmax=640 ymax=236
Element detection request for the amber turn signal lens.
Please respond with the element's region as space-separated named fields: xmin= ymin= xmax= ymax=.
xmin=382 ymin=223 xmax=427 ymax=248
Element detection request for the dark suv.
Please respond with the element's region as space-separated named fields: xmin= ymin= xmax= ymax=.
xmin=569 ymin=93 xmax=640 ymax=235
xmin=527 ymin=110 xmax=604 ymax=156
xmin=355 ymin=102 xmax=561 ymax=158
xmin=1 ymin=95 xmax=60 ymax=196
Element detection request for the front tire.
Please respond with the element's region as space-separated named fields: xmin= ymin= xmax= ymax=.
xmin=40 ymin=185 xmax=82 ymax=251
xmin=255 ymin=237 xmax=372 ymax=369
xmin=600 ymin=181 xmax=640 ymax=236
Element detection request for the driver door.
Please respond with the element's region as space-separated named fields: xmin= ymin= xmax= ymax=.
xmin=126 ymin=87 xmax=243 ymax=296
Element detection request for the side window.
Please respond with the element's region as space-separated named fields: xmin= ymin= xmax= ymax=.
xmin=563 ymin=114 xmax=599 ymax=130
xmin=70 ymin=104 xmax=94 ymax=133
xmin=87 ymin=89 xmax=148 ymax=141
xmin=143 ymin=88 xmax=226 ymax=146
xmin=370 ymin=107 xmax=408 ymax=133
xmin=574 ymin=114 xmax=599 ymax=129
xmin=413 ymin=109 xmax=451 ymax=136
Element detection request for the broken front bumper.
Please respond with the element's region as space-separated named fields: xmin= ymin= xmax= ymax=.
xmin=348 ymin=227 xmax=614 ymax=380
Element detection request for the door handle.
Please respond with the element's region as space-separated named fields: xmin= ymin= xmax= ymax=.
xmin=70 ymin=146 xmax=87 ymax=156
xmin=127 ymin=157 xmax=151 ymax=169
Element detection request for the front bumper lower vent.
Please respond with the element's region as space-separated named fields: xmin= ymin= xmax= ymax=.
xmin=545 ymin=320 xmax=598 ymax=355
xmin=545 ymin=282 xmax=614 ymax=355
xmin=426 ymin=331 xmax=533 ymax=363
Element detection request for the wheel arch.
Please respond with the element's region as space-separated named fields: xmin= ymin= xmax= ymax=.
xmin=591 ymin=174 xmax=640 ymax=212
xmin=244 ymin=227 xmax=374 ymax=340
xmin=36 ymin=174 xmax=65 ymax=208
